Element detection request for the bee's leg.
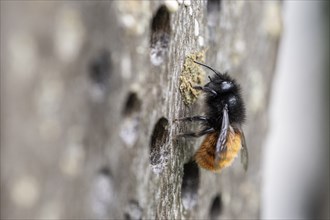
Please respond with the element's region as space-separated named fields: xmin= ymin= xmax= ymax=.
xmin=176 ymin=127 xmax=215 ymax=138
xmin=193 ymin=86 xmax=217 ymax=96
xmin=173 ymin=116 xmax=209 ymax=123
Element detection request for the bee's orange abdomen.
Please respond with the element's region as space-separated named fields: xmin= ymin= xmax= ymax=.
xmin=194 ymin=131 xmax=242 ymax=172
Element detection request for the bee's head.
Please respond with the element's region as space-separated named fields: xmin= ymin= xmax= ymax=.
xmin=206 ymin=73 xmax=239 ymax=94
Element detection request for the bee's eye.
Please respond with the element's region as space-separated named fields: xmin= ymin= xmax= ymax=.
xmin=221 ymin=81 xmax=233 ymax=91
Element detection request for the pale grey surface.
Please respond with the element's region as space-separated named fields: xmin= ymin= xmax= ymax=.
xmin=262 ymin=1 xmax=329 ymax=219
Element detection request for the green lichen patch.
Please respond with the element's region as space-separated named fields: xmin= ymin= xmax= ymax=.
xmin=179 ymin=51 xmax=206 ymax=105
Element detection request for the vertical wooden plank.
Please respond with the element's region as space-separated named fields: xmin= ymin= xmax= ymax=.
xmin=0 ymin=1 xmax=281 ymax=219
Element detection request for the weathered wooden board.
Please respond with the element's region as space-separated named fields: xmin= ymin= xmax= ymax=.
xmin=0 ymin=1 xmax=281 ymax=219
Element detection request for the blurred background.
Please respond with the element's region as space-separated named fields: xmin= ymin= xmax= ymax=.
xmin=1 ymin=0 xmax=329 ymax=219
xmin=261 ymin=1 xmax=329 ymax=219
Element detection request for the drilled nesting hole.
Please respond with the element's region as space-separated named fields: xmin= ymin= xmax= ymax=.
xmin=150 ymin=5 xmax=171 ymax=66
xmin=149 ymin=117 xmax=169 ymax=174
xmin=207 ymin=0 xmax=221 ymax=14
xmin=88 ymin=49 xmax=112 ymax=101
xmin=90 ymin=167 xmax=114 ymax=218
xmin=120 ymin=92 xmax=142 ymax=148
xmin=124 ymin=200 xmax=143 ymax=220
xmin=181 ymin=160 xmax=200 ymax=210
xmin=209 ymin=193 xmax=223 ymax=219
xmin=99 ymin=167 xmax=111 ymax=176
xmin=207 ymin=0 xmax=221 ymax=42
xmin=88 ymin=49 xmax=111 ymax=86
xmin=122 ymin=92 xmax=142 ymax=116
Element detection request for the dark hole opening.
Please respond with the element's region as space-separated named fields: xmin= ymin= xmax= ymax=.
xmin=181 ymin=160 xmax=200 ymax=210
xmin=124 ymin=200 xmax=143 ymax=220
xmin=149 ymin=117 xmax=169 ymax=165
xmin=150 ymin=5 xmax=171 ymax=66
xmin=207 ymin=0 xmax=221 ymax=14
xmin=88 ymin=49 xmax=111 ymax=86
xmin=122 ymin=92 xmax=141 ymax=116
xmin=207 ymin=0 xmax=222 ymax=42
xmin=209 ymin=193 xmax=223 ymax=219
xmin=99 ymin=166 xmax=111 ymax=176
xmin=151 ymin=5 xmax=171 ymax=34
xmin=91 ymin=166 xmax=114 ymax=218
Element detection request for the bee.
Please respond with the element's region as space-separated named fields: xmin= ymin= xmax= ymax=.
xmin=175 ymin=60 xmax=248 ymax=172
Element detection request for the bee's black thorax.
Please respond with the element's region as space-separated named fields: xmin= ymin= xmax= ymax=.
xmin=204 ymin=73 xmax=246 ymax=130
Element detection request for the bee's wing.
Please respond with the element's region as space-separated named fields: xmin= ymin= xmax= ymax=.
xmin=237 ymin=126 xmax=248 ymax=171
xmin=214 ymin=105 xmax=229 ymax=167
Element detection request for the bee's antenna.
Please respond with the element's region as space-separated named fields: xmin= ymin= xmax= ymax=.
xmin=190 ymin=59 xmax=223 ymax=78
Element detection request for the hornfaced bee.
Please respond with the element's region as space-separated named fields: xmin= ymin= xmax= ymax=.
xmin=176 ymin=60 xmax=248 ymax=172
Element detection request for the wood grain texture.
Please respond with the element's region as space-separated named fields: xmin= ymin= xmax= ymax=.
xmin=0 ymin=1 xmax=281 ymax=219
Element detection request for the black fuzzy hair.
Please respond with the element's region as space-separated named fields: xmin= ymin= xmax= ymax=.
xmin=204 ymin=73 xmax=246 ymax=130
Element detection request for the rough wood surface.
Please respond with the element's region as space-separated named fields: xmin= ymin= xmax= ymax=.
xmin=0 ymin=1 xmax=281 ymax=219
